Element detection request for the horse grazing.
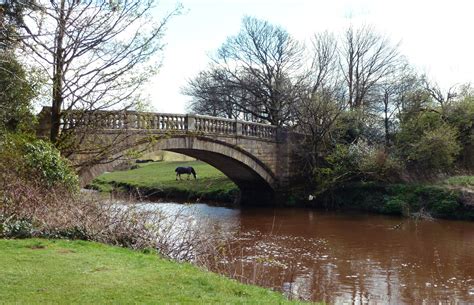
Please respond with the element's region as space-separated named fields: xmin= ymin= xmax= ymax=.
xmin=175 ymin=166 xmax=197 ymax=180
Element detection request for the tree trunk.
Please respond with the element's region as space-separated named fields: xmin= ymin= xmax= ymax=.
xmin=50 ymin=0 xmax=66 ymax=143
xmin=384 ymin=92 xmax=390 ymax=149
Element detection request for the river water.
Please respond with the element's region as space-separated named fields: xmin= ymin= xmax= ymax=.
xmin=136 ymin=202 xmax=474 ymax=304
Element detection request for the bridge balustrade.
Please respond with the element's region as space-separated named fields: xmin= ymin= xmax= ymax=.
xmin=194 ymin=115 xmax=236 ymax=135
xmin=59 ymin=109 xmax=277 ymax=141
xmin=241 ymin=121 xmax=276 ymax=138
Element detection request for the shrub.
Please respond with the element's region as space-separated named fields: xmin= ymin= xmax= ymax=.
xmin=317 ymin=182 xmax=467 ymax=219
xmin=313 ymin=143 xmax=361 ymax=194
xmin=385 ymin=184 xmax=461 ymax=218
xmin=445 ymin=92 xmax=474 ymax=169
xmin=430 ymin=199 xmax=459 ymax=216
xmin=0 ymin=133 xmax=78 ymax=192
xmin=406 ymin=125 xmax=461 ymax=170
xmin=396 ymin=103 xmax=467 ymax=173
xmin=1 ymin=217 xmax=34 ymax=238
xmin=359 ymin=147 xmax=403 ymax=182
xmin=23 ymin=140 xmax=78 ymax=191
xmin=383 ymin=198 xmax=407 ymax=215
xmin=416 ymin=186 xmax=460 ymax=217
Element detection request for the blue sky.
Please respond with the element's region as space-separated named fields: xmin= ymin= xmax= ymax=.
xmin=148 ymin=0 xmax=474 ymax=113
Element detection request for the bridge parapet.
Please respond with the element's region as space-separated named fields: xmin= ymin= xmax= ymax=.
xmin=59 ymin=108 xmax=277 ymax=141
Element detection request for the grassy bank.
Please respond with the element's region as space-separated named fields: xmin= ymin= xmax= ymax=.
xmin=0 ymin=238 xmax=304 ymax=304
xmin=315 ymin=177 xmax=474 ymax=220
xmin=90 ymin=161 xmax=239 ymax=202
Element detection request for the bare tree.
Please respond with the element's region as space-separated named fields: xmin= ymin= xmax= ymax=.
xmin=294 ymin=32 xmax=346 ymax=174
xmin=339 ymin=26 xmax=401 ymax=110
xmin=186 ymin=16 xmax=305 ymax=126
xmin=19 ymin=0 xmax=180 ymax=144
xmin=376 ymin=67 xmax=420 ymax=148
xmin=422 ymin=78 xmax=458 ymax=111
xmin=308 ymin=32 xmax=340 ymax=96
xmin=183 ymin=68 xmax=239 ymax=119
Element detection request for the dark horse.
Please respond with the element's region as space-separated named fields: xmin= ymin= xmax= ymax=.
xmin=175 ymin=166 xmax=197 ymax=180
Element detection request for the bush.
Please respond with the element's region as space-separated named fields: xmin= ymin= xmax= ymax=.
xmin=445 ymin=91 xmax=474 ymax=169
xmin=359 ymin=147 xmax=403 ymax=182
xmin=0 ymin=133 xmax=78 ymax=192
xmin=0 ymin=133 xmax=80 ymax=239
xmin=384 ymin=184 xmax=461 ymax=218
xmin=406 ymin=125 xmax=461 ymax=170
xmin=395 ymin=98 xmax=473 ymax=173
xmin=431 ymin=199 xmax=459 ymax=216
xmin=313 ymin=142 xmax=403 ymax=196
xmin=316 ymin=182 xmax=469 ymax=219
xmin=1 ymin=217 xmax=34 ymax=238
xmin=383 ymin=198 xmax=407 ymax=215
xmin=416 ymin=186 xmax=460 ymax=217
xmin=23 ymin=140 xmax=78 ymax=190
xmin=313 ymin=143 xmax=360 ymax=194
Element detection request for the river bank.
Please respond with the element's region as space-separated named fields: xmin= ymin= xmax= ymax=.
xmin=90 ymin=161 xmax=474 ymax=220
xmin=313 ymin=178 xmax=474 ymax=220
xmin=0 ymin=238 xmax=306 ymax=304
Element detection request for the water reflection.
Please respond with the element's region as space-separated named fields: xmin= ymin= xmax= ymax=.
xmin=137 ymin=202 xmax=474 ymax=304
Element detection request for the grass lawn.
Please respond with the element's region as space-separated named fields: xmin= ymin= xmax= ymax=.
xmin=90 ymin=161 xmax=239 ymax=202
xmin=442 ymin=175 xmax=474 ymax=189
xmin=0 ymin=239 xmax=306 ymax=304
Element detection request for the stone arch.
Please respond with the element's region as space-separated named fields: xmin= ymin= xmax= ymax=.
xmin=79 ymin=135 xmax=277 ymax=204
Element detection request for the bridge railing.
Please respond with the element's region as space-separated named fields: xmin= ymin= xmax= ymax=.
xmin=192 ymin=115 xmax=277 ymax=140
xmin=59 ymin=109 xmax=277 ymax=140
xmin=193 ymin=115 xmax=236 ymax=134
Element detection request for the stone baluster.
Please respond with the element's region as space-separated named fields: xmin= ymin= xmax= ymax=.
xmin=132 ymin=113 xmax=138 ymax=129
xmin=211 ymin=119 xmax=215 ymax=132
xmin=110 ymin=113 xmax=115 ymax=129
xmin=152 ymin=114 xmax=157 ymax=130
xmin=123 ymin=112 xmax=128 ymax=129
xmin=157 ymin=115 xmax=162 ymax=129
xmin=187 ymin=115 xmax=195 ymax=131
xmin=119 ymin=113 xmax=124 ymax=129
xmin=167 ymin=116 xmax=172 ymax=129
xmin=173 ymin=116 xmax=177 ymax=129
xmin=106 ymin=113 xmax=112 ymax=129
xmin=170 ymin=116 xmax=175 ymax=129
xmin=134 ymin=113 xmax=140 ymax=129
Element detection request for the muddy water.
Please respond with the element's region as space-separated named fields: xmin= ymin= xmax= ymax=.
xmin=142 ymin=202 xmax=474 ymax=304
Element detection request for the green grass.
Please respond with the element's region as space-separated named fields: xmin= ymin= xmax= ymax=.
xmin=442 ymin=175 xmax=474 ymax=189
xmin=0 ymin=238 xmax=305 ymax=304
xmin=90 ymin=161 xmax=239 ymax=201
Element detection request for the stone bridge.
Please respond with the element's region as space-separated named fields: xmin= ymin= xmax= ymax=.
xmin=37 ymin=107 xmax=303 ymax=204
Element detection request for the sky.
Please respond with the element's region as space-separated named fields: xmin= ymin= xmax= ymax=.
xmin=148 ymin=0 xmax=474 ymax=113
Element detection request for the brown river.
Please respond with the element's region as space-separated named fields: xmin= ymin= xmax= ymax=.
xmin=138 ymin=202 xmax=474 ymax=304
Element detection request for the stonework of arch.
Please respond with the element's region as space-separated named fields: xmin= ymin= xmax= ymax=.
xmin=80 ymin=135 xmax=279 ymax=203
